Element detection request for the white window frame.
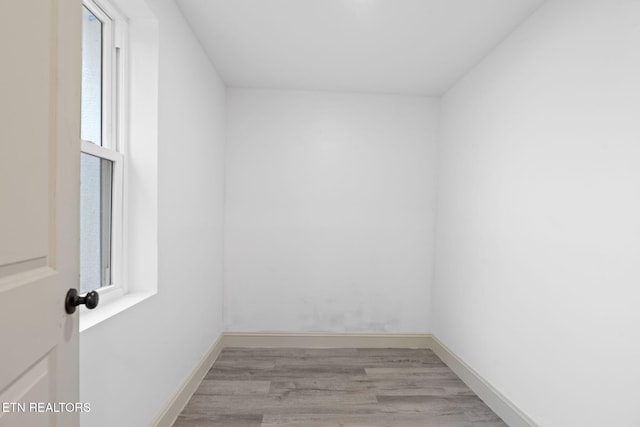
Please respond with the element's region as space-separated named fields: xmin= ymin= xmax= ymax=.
xmin=81 ymin=0 xmax=128 ymax=305
xmin=79 ymin=0 xmax=158 ymax=331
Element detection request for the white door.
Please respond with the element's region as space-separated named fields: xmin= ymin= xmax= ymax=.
xmin=0 ymin=0 xmax=82 ymax=426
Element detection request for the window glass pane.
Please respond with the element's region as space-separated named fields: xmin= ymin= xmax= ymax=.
xmin=81 ymin=6 xmax=102 ymax=146
xmin=80 ymin=153 xmax=113 ymax=293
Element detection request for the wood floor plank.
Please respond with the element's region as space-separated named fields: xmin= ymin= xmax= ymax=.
xmin=268 ymin=376 xmax=472 ymax=396
xmin=365 ymin=367 xmax=455 ymax=375
xmin=220 ymin=348 xmax=358 ymax=358
xmin=180 ymin=393 xmax=380 ymax=416
xmin=194 ymin=379 xmax=271 ymax=396
xmin=173 ymin=348 xmax=507 ymax=427
xmin=173 ymin=413 xmax=263 ymax=427
xmin=261 ymin=413 xmax=472 ymax=427
xmin=355 ymin=348 xmax=443 ymax=362
xmin=273 ymin=355 xmax=443 ymax=369
xmin=214 ymin=359 xmax=278 ymax=370
xmin=205 ymin=366 xmax=367 ymax=381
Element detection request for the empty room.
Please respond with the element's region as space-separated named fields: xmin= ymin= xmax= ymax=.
xmin=1 ymin=0 xmax=639 ymax=426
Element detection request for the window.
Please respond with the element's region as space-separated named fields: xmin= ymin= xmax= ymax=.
xmin=80 ymin=0 xmax=126 ymax=296
xmin=78 ymin=0 xmax=158 ymax=330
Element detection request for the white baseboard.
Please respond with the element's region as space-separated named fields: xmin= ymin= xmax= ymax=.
xmin=150 ymin=333 xmax=225 ymax=427
xmin=427 ymin=335 xmax=538 ymax=427
xmin=151 ymin=332 xmax=536 ymax=427
xmin=222 ymin=332 xmax=431 ymax=349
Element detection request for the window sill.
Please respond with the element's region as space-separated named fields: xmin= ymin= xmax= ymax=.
xmin=79 ymin=290 xmax=155 ymax=332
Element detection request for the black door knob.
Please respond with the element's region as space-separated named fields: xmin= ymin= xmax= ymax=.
xmin=65 ymin=288 xmax=99 ymax=314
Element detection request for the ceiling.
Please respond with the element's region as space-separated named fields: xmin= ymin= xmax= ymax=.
xmin=175 ymin=0 xmax=545 ymax=96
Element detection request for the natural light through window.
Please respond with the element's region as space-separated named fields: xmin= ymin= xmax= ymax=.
xmin=81 ymin=6 xmax=102 ymax=146
xmin=78 ymin=0 xmax=158 ymax=331
xmin=80 ymin=0 xmax=124 ymax=295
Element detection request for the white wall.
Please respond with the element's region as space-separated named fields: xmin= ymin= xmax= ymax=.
xmin=434 ymin=0 xmax=640 ymax=426
xmin=79 ymin=0 xmax=226 ymax=425
xmin=225 ymin=89 xmax=438 ymax=333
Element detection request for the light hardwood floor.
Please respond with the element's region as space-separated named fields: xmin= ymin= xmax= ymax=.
xmin=173 ymin=348 xmax=507 ymax=427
